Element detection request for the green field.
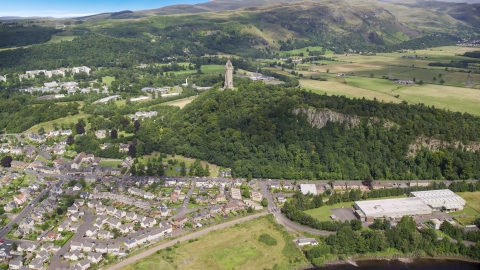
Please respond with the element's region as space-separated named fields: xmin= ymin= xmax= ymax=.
xmin=453 ymin=192 xmax=480 ymax=225
xmin=102 ymin=76 xmax=116 ymax=86
xmin=45 ymin=35 xmax=76 ymax=44
xmin=99 ymin=160 xmax=122 ymax=167
xmin=160 ymin=96 xmax=197 ymax=109
xmin=120 ymin=215 xmax=307 ymax=270
xmin=27 ymin=112 xmax=90 ymax=132
xmin=278 ymin=46 xmax=334 ymax=57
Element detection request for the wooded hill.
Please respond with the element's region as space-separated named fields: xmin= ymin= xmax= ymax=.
xmin=139 ymin=80 xmax=480 ymax=180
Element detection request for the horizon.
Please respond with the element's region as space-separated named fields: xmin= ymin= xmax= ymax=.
xmin=0 ymin=0 xmax=207 ymax=18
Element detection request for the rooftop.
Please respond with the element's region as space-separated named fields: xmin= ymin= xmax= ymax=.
xmin=355 ymin=197 xmax=431 ymax=216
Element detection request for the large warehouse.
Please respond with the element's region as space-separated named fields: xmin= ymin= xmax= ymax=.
xmin=410 ymin=189 xmax=465 ymax=211
xmin=354 ymin=197 xmax=432 ymax=219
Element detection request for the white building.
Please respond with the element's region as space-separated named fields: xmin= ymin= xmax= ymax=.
xmin=354 ymin=197 xmax=432 ymax=219
xmin=300 ymin=184 xmax=317 ymax=195
xmin=410 ymin=189 xmax=466 ymax=211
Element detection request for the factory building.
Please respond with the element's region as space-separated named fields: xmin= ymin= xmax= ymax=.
xmin=410 ymin=189 xmax=465 ymax=212
xmin=354 ymin=197 xmax=432 ymax=221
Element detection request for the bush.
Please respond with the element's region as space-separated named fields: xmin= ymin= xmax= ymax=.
xmin=312 ymin=256 xmax=326 ymax=266
xmin=258 ymin=233 xmax=278 ymax=246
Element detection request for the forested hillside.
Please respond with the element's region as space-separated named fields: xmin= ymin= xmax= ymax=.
xmin=139 ymin=80 xmax=480 ymax=180
xmin=0 ymin=25 xmax=61 ymax=48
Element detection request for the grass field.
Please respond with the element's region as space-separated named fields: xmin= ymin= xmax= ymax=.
xmin=300 ymin=79 xmax=402 ymax=103
xmin=45 ymin=35 xmax=76 ymax=44
xmin=452 ymin=192 xmax=480 ymax=225
xmin=27 ymin=112 xmax=90 ymax=132
xmin=120 ymin=215 xmax=307 ymax=270
xmin=99 ymin=160 xmax=122 ymax=167
xmin=161 ymin=96 xmax=197 ymax=109
xmin=102 ymin=76 xmax=115 ymax=86
xmin=278 ymin=46 xmax=334 ymax=57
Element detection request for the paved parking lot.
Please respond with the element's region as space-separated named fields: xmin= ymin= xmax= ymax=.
xmin=331 ymin=208 xmax=357 ymax=221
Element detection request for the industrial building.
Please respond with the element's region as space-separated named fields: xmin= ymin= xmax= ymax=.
xmin=410 ymin=189 xmax=465 ymax=211
xmin=354 ymin=197 xmax=432 ymax=220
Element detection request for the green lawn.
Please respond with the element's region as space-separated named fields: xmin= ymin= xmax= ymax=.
xmin=102 ymin=76 xmax=115 ymax=86
xmin=138 ymin=153 xmax=221 ymax=177
xmin=45 ymin=35 xmax=76 ymax=44
xmin=99 ymin=160 xmax=122 ymax=167
xmin=120 ymin=215 xmax=307 ymax=270
xmin=27 ymin=112 xmax=90 ymax=132
xmin=450 ymin=192 xmax=480 ymax=225
xmin=278 ymin=46 xmax=334 ymax=57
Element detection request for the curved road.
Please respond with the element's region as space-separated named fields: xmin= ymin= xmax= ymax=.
xmin=106 ymin=212 xmax=268 ymax=270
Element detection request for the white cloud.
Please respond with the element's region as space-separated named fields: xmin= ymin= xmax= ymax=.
xmin=0 ymin=10 xmax=95 ymax=18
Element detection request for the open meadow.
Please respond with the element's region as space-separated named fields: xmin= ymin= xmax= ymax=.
xmin=27 ymin=112 xmax=90 ymax=132
xmin=161 ymin=96 xmax=197 ymax=109
xmin=454 ymin=192 xmax=480 ymax=225
xmin=120 ymin=215 xmax=307 ymax=270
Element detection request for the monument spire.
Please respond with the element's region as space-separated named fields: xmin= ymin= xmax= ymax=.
xmin=224 ymin=60 xmax=234 ymax=90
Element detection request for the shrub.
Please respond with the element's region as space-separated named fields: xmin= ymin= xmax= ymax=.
xmin=258 ymin=233 xmax=278 ymax=246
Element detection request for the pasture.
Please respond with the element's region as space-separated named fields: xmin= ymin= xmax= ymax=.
xmin=120 ymin=215 xmax=307 ymax=270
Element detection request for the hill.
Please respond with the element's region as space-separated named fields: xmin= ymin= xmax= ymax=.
xmin=135 ymin=79 xmax=480 ymax=180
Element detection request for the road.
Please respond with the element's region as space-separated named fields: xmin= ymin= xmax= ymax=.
xmin=171 ymin=180 xmax=196 ymax=220
xmin=11 ymin=134 xmax=52 ymax=160
xmin=48 ymin=210 xmax=93 ymax=270
xmin=106 ymin=212 xmax=268 ymax=270
xmin=258 ymin=181 xmax=335 ymax=236
xmin=0 ymin=182 xmax=56 ymax=239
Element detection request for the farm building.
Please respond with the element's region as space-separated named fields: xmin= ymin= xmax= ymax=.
xmin=410 ymin=189 xmax=465 ymax=211
xmin=354 ymin=197 xmax=432 ymax=220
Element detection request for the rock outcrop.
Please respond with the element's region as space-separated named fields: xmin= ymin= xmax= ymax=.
xmin=294 ymin=108 xmax=360 ymax=129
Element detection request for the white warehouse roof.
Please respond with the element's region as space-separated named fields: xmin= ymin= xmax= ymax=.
xmin=354 ymin=197 xmax=432 ymax=218
xmin=300 ymin=184 xmax=317 ymax=195
xmin=410 ymin=189 xmax=466 ymax=208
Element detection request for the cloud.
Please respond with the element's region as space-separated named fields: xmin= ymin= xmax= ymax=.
xmin=0 ymin=10 xmax=95 ymax=18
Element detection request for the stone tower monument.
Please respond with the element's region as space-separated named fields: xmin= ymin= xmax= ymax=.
xmin=224 ymin=60 xmax=234 ymax=89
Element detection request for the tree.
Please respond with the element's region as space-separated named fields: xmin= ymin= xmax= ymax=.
xmin=204 ymin=164 xmax=210 ymax=177
xmin=76 ymin=122 xmax=85 ymax=134
xmin=12 ymin=223 xmax=18 ymax=229
xmin=128 ymin=145 xmax=137 ymax=158
xmin=180 ymin=161 xmax=186 ymax=177
xmin=122 ymin=118 xmax=130 ymax=129
xmin=66 ymin=135 xmax=75 ymax=145
xmin=110 ymin=129 xmax=118 ymax=139
xmin=439 ymin=79 xmax=445 ymax=84
xmin=134 ymin=120 xmax=141 ymax=133
xmin=38 ymin=127 xmax=45 ymax=134
xmin=1 ymin=156 xmax=12 ymax=167
xmin=261 ymin=198 xmax=268 ymax=207
xmin=12 ymin=243 xmax=18 ymax=251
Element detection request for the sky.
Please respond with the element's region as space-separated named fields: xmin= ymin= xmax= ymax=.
xmin=0 ymin=0 xmax=207 ymax=18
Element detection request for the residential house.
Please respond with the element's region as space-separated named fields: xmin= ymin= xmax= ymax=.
xmin=223 ymin=201 xmax=244 ymax=213
xmin=14 ymin=193 xmax=28 ymax=205
xmin=19 ymin=217 xmax=34 ymax=231
xmin=87 ymin=252 xmax=103 ymax=264
xmin=70 ymin=241 xmax=83 ymax=251
xmin=64 ymin=250 xmax=83 ymax=261
xmin=269 ymin=182 xmax=280 ymax=190
xmin=85 ymin=226 xmax=98 ymax=237
xmin=346 ymin=181 xmax=369 ymax=191
xmin=192 ymin=211 xmax=210 ymax=222
xmin=76 ymin=259 xmax=91 ymax=270
xmin=83 ymin=242 xmax=94 ymax=252
xmin=44 ymin=231 xmax=60 ymax=241
xmin=95 ymin=130 xmax=107 ymax=139
xmin=141 ymin=217 xmax=156 ymax=228
xmin=332 ymin=181 xmax=346 ymax=190
xmin=94 ymin=243 xmax=108 ymax=253
xmin=230 ymin=188 xmax=242 ymax=200
xmin=283 ymin=182 xmax=294 ymax=190
xmin=209 ymin=205 xmax=223 ymax=214
xmin=124 ymin=239 xmax=137 ymax=249
xmin=18 ymin=242 xmax=37 ymax=252
xmin=135 ymin=234 xmax=149 ymax=245
xmin=108 ymin=243 xmax=120 ymax=254
xmin=4 ymin=201 xmax=17 ymax=212
xmin=28 ymin=258 xmax=44 ymax=270
xmin=98 ymin=230 xmax=112 ymax=239
xmin=125 ymin=212 xmax=137 ymax=221
xmin=119 ymin=143 xmax=129 ymax=152
xmin=295 ymin=238 xmax=319 ymax=246
xmin=41 ymin=242 xmax=54 ymax=251
xmin=250 ymin=191 xmax=263 ymax=202
xmin=214 ymin=194 xmax=227 ymax=203
xmin=9 ymin=258 xmax=23 ymax=270
xmin=173 ymin=216 xmax=188 ymax=227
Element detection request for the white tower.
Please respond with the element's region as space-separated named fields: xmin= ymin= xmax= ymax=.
xmin=224 ymin=60 xmax=234 ymax=90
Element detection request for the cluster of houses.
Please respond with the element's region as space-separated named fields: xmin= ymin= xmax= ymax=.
xmin=10 ymin=242 xmax=62 ymax=270
xmin=91 ymin=191 xmax=152 ymax=210
xmin=128 ymin=111 xmax=158 ymax=121
xmin=18 ymin=66 xmax=91 ymax=81
xmin=393 ymin=79 xmax=414 ymax=85
xmin=173 ymin=200 xmax=246 ymax=228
